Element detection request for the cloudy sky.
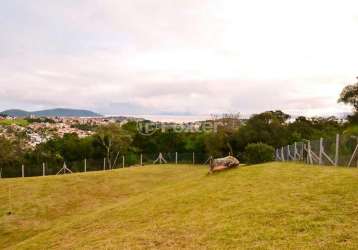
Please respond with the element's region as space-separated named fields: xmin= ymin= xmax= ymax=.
xmin=0 ymin=0 xmax=357 ymax=117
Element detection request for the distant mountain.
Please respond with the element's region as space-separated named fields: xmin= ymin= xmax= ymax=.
xmin=33 ymin=108 xmax=102 ymax=117
xmin=1 ymin=108 xmax=102 ymax=117
xmin=0 ymin=109 xmax=31 ymax=117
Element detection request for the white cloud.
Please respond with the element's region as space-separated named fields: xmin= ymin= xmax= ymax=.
xmin=0 ymin=0 xmax=357 ymax=116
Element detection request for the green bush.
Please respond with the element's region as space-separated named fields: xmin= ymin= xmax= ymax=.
xmin=244 ymin=143 xmax=275 ymax=164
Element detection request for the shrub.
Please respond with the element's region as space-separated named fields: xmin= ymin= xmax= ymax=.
xmin=244 ymin=143 xmax=275 ymax=164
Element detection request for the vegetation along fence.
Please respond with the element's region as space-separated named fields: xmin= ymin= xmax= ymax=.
xmin=276 ymin=134 xmax=358 ymax=167
xmin=0 ymin=152 xmax=212 ymax=179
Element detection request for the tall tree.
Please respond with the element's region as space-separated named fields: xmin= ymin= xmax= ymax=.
xmin=95 ymin=124 xmax=132 ymax=168
xmin=338 ymin=77 xmax=358 ymax=111
xmin=237 ymin=111 xmax=290 ymax=149
xmin=0 ymin=136 xmax=24 ymax=167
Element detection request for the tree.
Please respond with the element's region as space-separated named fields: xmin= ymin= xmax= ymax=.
xmin=244 ymin=143 xmax=275 ymax=164
xmin=204 ymin=132 xmax=227 ymax=157
xmin=237 ymin=111 xmax=290 ymax=149
xmin=346 ymin=112 xmax=358 ymax=124
xmin=0 ymin=136 xmax=24 ymax=167
xmin=338 ymin=78 xmax=358 ymax=111
xmin=288 ymin=116 xmax=342 ymax=142
xmin=95 ymin=124 xmax=132 ymax=168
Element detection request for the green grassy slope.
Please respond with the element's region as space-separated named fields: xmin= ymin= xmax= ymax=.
xmin=1 ymin=163 xmax=358 ymax=249
xmin=0 ymin=119 xmax=29 ymax=126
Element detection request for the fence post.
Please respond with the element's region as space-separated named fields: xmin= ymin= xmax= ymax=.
xmin=286 ymin=146 xmax=290 ymax=161
xmin=193 ymin=152 xmax=195 ymax=165
xmin=103 ymin=158 xmax=106 ymax=170
xmin=348 ymin=143 xmax=358 ymax=167
xmin=84 ymin=158 xmax=87 ymax=172
xmin=307 ymin=141 xmax=311 ymax=164
xmin=22 ymin=164 xmax=25 ymax=178
xmin=286 ymin=145 xmax=290 ymax=161
xmin=175 ymin=152 xmax=178 ymax=164
xmin=301 ymin=143 xmax=304 ymax=161
xmin=294 ymin=143 xmax=297 ymax=161
xmin=122 ymin=155 xmax=125 ymax=168
xmin=308 ymin=141 xmax=311 ymax=164
xmin=357 ymin=138 xmax=358 ymax=167
xmin=306 ymin=142 xmax=309 ymax=164
xmin=42 ymin=162 xmax=45 ymax=176
xmin=140 ymin=154 xmax=143 ymax=166
xmin=281 ymin=147 xmax=284 ymax=161
xmin=335 ymin=134 xmax=339 ymax=166
xmin=319 ymin=138 xmax=323 ymax=165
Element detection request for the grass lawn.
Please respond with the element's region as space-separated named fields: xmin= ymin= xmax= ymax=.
xmin=1 ymin=162 xmax=358 ymax=249
xmin=0 ymin=119 xmax=29 ymax=126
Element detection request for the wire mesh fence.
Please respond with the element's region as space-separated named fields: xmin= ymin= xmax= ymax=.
xmin=0 ymin=152 xmax=212 ymax=179
xmin=276 ymin=134 xmax=358 ymax=167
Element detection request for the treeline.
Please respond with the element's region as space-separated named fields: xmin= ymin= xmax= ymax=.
xmin=0 ymin=110 xmax=356 ymax=169
xmin=1 ymin=79 xmax=357 ymax=169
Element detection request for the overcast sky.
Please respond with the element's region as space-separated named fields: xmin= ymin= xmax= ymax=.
xmin=0 ymin=0 xmax=357 ymax=117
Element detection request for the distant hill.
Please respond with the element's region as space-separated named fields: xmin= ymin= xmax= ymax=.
xmin=0 ymin=108 xmax=102 ymax=117
xmin=0 ymin=109 xmax=31 ymax=117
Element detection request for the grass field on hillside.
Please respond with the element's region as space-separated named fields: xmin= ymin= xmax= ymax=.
xmin=0 ymin=119 xmax=29 ymax=126
xmin=1 ymin=163 xmax=358 ymax=249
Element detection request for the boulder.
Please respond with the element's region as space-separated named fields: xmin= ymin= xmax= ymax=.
xmin=210 ymin=156 xmax=240 ymax=173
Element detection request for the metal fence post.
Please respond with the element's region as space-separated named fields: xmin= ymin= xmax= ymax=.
xmin=175 ymin=152 xmax=178 ymax=164
xmin=309 ymin=141 xmax=314 ymax=165
xmin=307 ymin=141 xmax=312 ymax=164
xmin=287 ymin=145 xmax=290 ymax=161
xmin=140 ymin=154 xmax=143 ymax=166
xmin=301 ymin=143 xmax=304 ymax=161
xmin=319 ymin=138 xmax=323 ymax=165
xmin=103 ymin=158 xmax=106 ymax=170
xmin=306 ymin=142 xmax=309 ymax=164
xmin=335 ymin=134 xmax=339 ymax=166
xmin=84 ymin=158 xmax=87 ymax=172
xmin=193 ymin=152 xmax=195 ymax=165
xmin=281 ymin=147 xmax=284 ymax=161
xmin=357 ymin=138 xmax=358 ymax=168
xmin=348 ymin=143 xmax=358 ymax=167
xmin=122 ymin=155 xmax=125 ymax=168
xmin=42 ymin=162 xmax=45 ymax=176
xmin=307 ymin=140 xmax=312 ymax=165
xmin=287 ymin=145 xmax=292 ymax=161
